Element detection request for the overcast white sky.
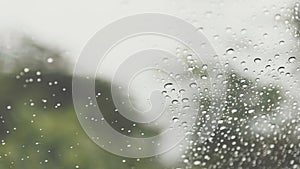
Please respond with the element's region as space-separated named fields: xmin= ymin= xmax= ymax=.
xmin=1 ymin=0 xmax=298 ymax=89
xmin=0 ymin=0 xmax=177 ymax=63
xmin=0 ymin=0 xmax=294 ymax=64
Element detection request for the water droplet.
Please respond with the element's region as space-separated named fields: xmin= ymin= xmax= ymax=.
xmin=162 ymin=57 xmax=168 ymax=62
xmin=226 ymin=27 xmax=232 ymax=33
xmin=248 ymin=109 xmax=255 ymax=114
xmin=172 ymin=100 xmax=179 ymax=104
xmin=241 ymin=28 xmax=247 ymax=34
xmin=193 ymin=160 xmax=201 ymax=165
xmin=172 ymin=117 xmax=179 ymax=122
xmin=187 ymin=54 xmax=193 ymax=60
xmin=279 ymin=40 xmax=285 ymax=45
xmin=226 ymin=48 xmax=235 ymax=55
xmin=204 ymin=155 xmax=211 ymax=160
xmin=6 ymin=105 xmax=11 ymax=110
xmin=189 ymin=82 xmax=197 ymax=88
xmin=197 ymin=27 xmax=204 ymax=32
xmin=164 ymin=83 xmax=173 ymax=89
xmin=275 ymin=14 xmax=281 ymax=20
xmin=288 ymin=57 xmax=296 ymax=63
xmin=278 ymin=66 xmax=285 ymax=73
xmin=201 ymin=75 xmax=208 ymax=80
xmin=188 ymin=66 xmax=195 ymax=71
xmin=254 ymin=58 xmax=261 ymax=63
xmin=265 ymin=64 xmax=271 ymax=69
xmin=47 ymin=57 xmax=54 ymax=63
xmin=24 ymin=68 xmax=29 ymax=73
xmin=179 ymin=89 xmax=185 ymax=94
xmin=263 ymin=33 xmax=268 ymax=38
xmin=182 ymin=98 xmax=189 ymax=103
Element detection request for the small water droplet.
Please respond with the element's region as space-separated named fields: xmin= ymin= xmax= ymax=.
xmin=187 ymin=54 xmax=193 ymax=60
xmin=197 ymin=27 xmax=204 ymax=32
xmin=201 ymin=75 xmax=208 ymax=80
xmin=24 ymin=68 xmax=29 ymax=73
xmin=241 ymin=28 xmax=247 ymax=34
xmin=182 ymin=98 xmax=189 ymax=103
xmin=179 ymin=89 xmax=185 ymax=94
xmin=188 ymin=66 xmax=195 ymax=71
xmin=47 ymin=57 xmax=54 ymax=63
xmin=172 ymin=117 xmax=179 ymax=122
xmin=226 ymin=48 xmax=235 ymax=54
xmin=162 ymin=57 xmax=168 ymax=62
xmin=279 ymin=40 xmax=285 ymax=45
xmin=254 ymin=58 xmax=261 ymax=63
xmin=193 ymin=160 xmax=201 ymax=165
xmin=6 ymin=105 xmax=11 ymax=110
xmin=275 ymin=14 xmax=281 ymax=20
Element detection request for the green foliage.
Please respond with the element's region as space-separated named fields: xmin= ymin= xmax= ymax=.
xmin=0 ymin=37 xmax=164 ymax=169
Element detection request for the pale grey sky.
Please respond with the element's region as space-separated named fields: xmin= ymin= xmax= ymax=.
xmin=0 ymin=0 xmax=293 ymax=65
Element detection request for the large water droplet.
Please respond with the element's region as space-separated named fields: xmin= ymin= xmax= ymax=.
xmin=278 ymin=66 xmax=285 ymax=73
xmin=172 ymin=100 xmax=179 ymax=104
xmin=226 ymin=48 xmax=235 ymax=55
xmin=288 ymin=57 xmax=296 ymax=63
xmin=254 ymin=58 xmax=261 ymax=63
xmin=189 ymin=82 xmax=197 ymax=88
xmin=164 ymin=83 xmax=173 ymax=89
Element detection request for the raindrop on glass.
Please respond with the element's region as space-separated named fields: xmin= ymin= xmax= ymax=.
xmin=288 ymin=57 xmax=296 ymax=63
xmin=164 ymin=83 xmax=173 ymax=89
xmin=254 ymin=58 xmax=261 ymax=63
xmin=47 ymin=57 xmax=54 ymax=63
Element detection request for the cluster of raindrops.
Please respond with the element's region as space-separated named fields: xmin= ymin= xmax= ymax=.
xmin=180 ymin=70 xmax=300 ymax=169
xmin=173 ymin=3 xmax=300 ymax=168
xmin=160 ymin=47 xmax=215 ymax=130
xmin=289 ymin=2 xmax=300 ymax=38
xmin=14 ymin=66 xmax=69 ymax=110
xmin=91 ymin=46 xmax=215 ymax=140
xmin=0 ymin=56 xmax=76 ymax=166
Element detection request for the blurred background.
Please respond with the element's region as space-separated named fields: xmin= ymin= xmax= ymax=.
xmin=0 ymin=0 xmax=300 ymax=168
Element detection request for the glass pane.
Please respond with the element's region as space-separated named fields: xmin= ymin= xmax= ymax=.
xmin=0 ymin=1 xmax=299 ymax=169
